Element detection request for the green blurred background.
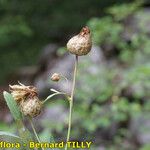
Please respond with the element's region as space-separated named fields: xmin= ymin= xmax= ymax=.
xmin=0 ymin=0 xmax=133 ymax=83
xmin=0 ymin=0 xmax=150 ymax=150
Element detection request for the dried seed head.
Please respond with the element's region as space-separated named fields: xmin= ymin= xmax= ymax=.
xmin=9 ymin=82 xmax=42 ymax=117
xmin=67 ymin=26 xmax=92 ymax=56
xmin=51 ymin=73 xmax=60 ymax=82
xmin=9 ymin=82 xmax=38 ymax=103
xmin=20 ymin=96 xmax=42 ymax=117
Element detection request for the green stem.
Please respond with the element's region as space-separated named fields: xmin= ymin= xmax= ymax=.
xmin=65 ymin=55 xmax=78 ymax=150
xmin=60 ymin=74 xmax=69 ymax=84
xmin=42 ymin=92 xmax=67 ymax=104
xmin=29 ymin=117 xmax=45 ymax=150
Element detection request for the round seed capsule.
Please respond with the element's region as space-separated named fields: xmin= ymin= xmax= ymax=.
xmin=67 ymin=26 xmax=92 ymax=56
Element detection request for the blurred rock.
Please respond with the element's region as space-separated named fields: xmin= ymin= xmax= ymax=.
xmin=7 ymin=43 xmax=59 ymax=85
xmin=9 ymin=66 xmax=38 ymax=84
xmin=38 ymin=43 xmax=59 ymax=72
xmin=34 ymin=54 xmax=74 ymax=96
xmin=41 ymin=104 xmax=68 ymax=124
xmin=34 ymin=45 xmax=105 ymax=97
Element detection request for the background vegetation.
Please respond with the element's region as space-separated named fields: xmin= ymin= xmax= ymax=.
xmin=0 ymin=0 xmax=150 ymax=150
xmin=0 ymin=0 xmax=132 ymax=83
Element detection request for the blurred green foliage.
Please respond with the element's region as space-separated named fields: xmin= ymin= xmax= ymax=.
xmin=140 ymin=144 xmax=150 ymax=150
xmin=54 ymin=1 xmax=150 ymax=149
xmin=0 ymin=0 xmax=132 ymax=83
xmin=81 ymin=1 xmax=149 ymax=149
xmin=1 ymin=0 xmax=150 ymax=149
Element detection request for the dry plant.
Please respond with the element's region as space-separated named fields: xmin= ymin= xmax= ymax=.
xmin=2 ymin=26 xmax=92 ymax=150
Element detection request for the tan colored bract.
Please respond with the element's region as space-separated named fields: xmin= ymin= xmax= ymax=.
xmin=9 ymin=82 xmax=42 ymax=117
xmin=9 ymin=82 xmax=37 ymax=103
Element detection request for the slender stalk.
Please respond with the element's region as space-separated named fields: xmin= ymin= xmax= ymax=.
xmin=29 ymin=117 xmax=45 ymax=150
xmin=42 ymin=92 xmax=67 ymax=104
xmin=60 ymin=74 xmax=69 ymax=84
xmin=65 ymin=55 xmax=78 ymax=150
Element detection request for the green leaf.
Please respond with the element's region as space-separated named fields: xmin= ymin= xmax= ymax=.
xmin=17 ymin=120 xmax=33 ymax=150
xmin=0 ymin=131 xmax=23 ymax=150
xmin=3 ymin=91 xmax=22 ymax=120
xmin=17 ymin=120 xmax=32 ymax=141
xmin=40 ymin=129 xmax=58 ymax=144
xmin=40 ymin=129 xmax=50 ymax=142
xmin=0 ymin=131 xmax=21 ymax=139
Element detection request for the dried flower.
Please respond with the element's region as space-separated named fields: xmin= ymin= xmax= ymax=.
xmin=20 ymin=96 xmax=42 ymax=117
xmin=9 ymin=82 xmax=42 ymax=117
xmin=67 ymin=26 xmax=92 ymax=56
xmin=9 ymin=82 xmax=37 ymax=103
xmin=51 ymin=73 xmax=60 ymax=82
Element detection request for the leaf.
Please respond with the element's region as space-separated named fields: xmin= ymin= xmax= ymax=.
xmin=49 ymin=131 xmax=60 ymax=150
xmin=0 ymin=131 xmax=24 ymax=150
xmin=0 ymin=131 xmax=21 ymax=139
xmin=17 ymin=120 xmax=33 ymax=150
xmin=3 ymin=91 xmax=22 ymax=120
xmin=49 ymin=131 xmax=55 ymax=143
xmin=17 ymin=120 xmax=33 ymax=141
xmin=40 ymin=129 xmax=50 ymax=142
xmin=40 ymin=129 xmax=60 ymax=150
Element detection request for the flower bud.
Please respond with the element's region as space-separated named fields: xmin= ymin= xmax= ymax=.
xmin=51 ymin=73 xmax=60 ymax=82
xmin=67 ymin=26 xmax=92 ymax=56
xmin=20 ymin=96 xmax=42 ymax=117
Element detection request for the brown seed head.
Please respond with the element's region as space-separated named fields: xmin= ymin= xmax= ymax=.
xmin=67 ymin=26 xmax=92 ymax=56
xmin=20 ymin=96 xmax=42 ymax=117
xmin=9 ymin=82 xmax=42 ymax=117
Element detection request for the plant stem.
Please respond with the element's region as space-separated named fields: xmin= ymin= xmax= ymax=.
xmin=60 ymin=74 xmax=69 ymax=84
xmin=29 ymin=117 xmax=45 ymax=150
xmin=42 ymin=92 xmax=67 ymax=104
xmin=65 ymin=55 xmax=78 ymax=150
